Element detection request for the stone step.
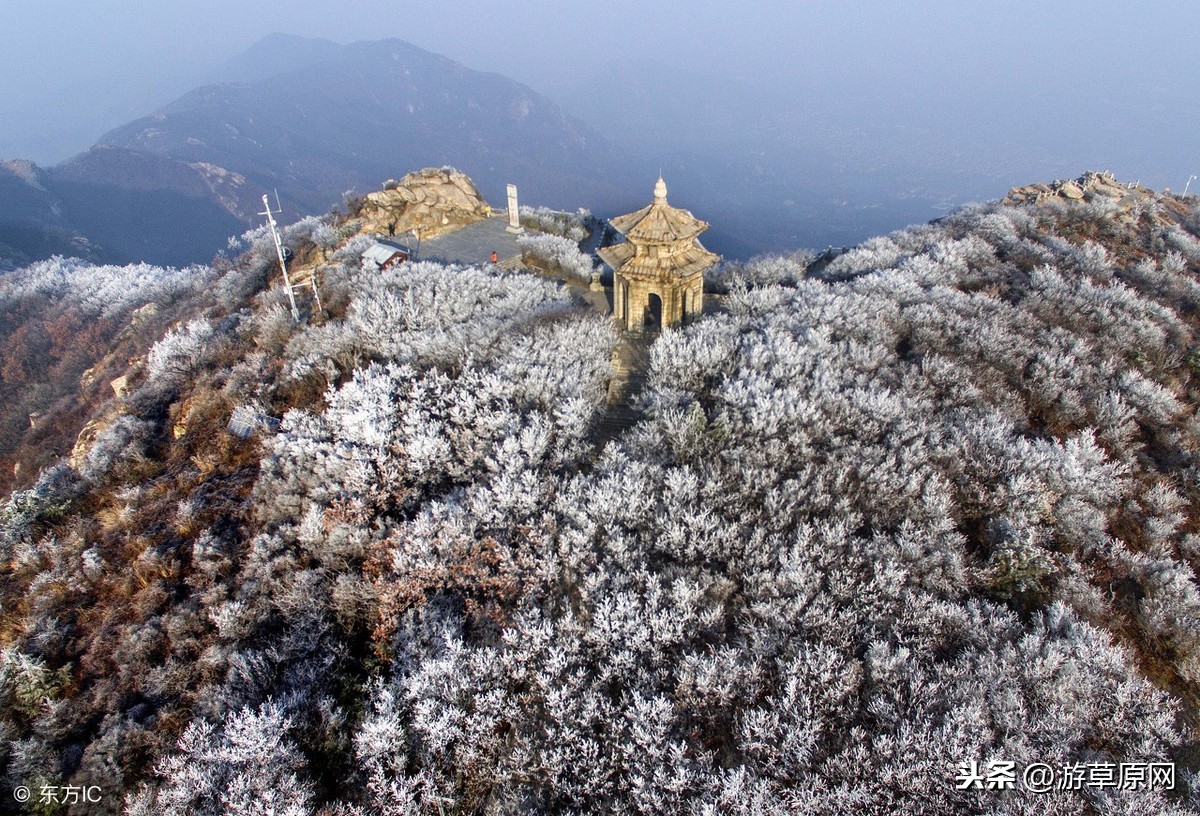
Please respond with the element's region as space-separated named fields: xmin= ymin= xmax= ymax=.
xmin=591 ymin=405 xmax=642 ymax=449
xmin=596 ymin=408 xmax=640 ymax=429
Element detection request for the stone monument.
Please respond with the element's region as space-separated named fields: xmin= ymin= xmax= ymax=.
xmin=506 ymin=183 xmax=524 ymax=234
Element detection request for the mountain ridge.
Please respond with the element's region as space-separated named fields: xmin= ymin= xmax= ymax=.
xmin=1 ymin=173 xmax=1198 ymax=812
xmin=1 ymin=36 xmax=636 ymax=269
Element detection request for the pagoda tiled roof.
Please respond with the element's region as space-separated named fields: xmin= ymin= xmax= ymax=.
xmin=600 ymin=178 xmax=720 ymax=281
xmin=596 ymin=242 xmax=633 ymax=271
xmin=599 ymin=242 xmax=717 ymax=281
xmin=610 ymin=201 xmax=709 ymax=244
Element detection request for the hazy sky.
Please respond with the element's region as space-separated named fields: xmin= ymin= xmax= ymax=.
xmin=1 ymin=0 xmax=1197 ymax=179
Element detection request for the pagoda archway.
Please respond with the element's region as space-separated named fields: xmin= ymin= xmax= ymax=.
xmin=645 ymin=293 xmax=663 ymax=330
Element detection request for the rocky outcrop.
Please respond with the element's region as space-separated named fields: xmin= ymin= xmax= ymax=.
xmin=69 ymin=410 xmax=118 ymax=471
xmin=358 ymin=168 xmax=491 ymax=239
xmin=1005 ymin=170 xmax=1147 ymax=208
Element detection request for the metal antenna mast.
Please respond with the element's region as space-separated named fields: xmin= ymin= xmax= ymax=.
xmin=310 ymin=268 xmax=323 ymax=314
xmin=260 ymin=194 xmax=300 ymax=322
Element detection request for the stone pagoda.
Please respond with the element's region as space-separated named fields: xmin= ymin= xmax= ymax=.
xmin=599 ymin=177 xmax=718 ymax=332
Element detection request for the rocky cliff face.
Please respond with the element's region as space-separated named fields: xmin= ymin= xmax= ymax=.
xmin=0 ymin=150 xmax=255 ymax=269
xmin=358 ymin=168 xmax=492 ymax=238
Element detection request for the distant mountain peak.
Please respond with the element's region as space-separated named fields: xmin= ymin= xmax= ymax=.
xmin=0 ymin=159 xmax=46 ymax=189
xmin=2 ymin=37 xmax=634 ymax=269
xmin=96 ymin=36 xmax=630 ymax=216
xmin=205 ymin=32 xmax=345 ymax=85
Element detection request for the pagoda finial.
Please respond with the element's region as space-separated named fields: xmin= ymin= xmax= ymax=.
xmin=654 ymin=175 xmax=668 ymax=204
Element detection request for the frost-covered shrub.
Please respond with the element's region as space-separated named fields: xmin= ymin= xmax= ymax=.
xmin=281 ymin=214 xmax=329 ymax=245
xmin=7 ymin=189 xmax=1200 ymax=815
xmin=518 ymin=205 xmax=588 ymax=242
xmin=285 ymin=261 xmax=575 ymax=375
xmin=0 ymin=465 xmax=81 ymax=560
xmin=0 ymin=648 xmax=66 ymax=719
xmin=126 ymin=704 xmax=314 ymax=816
xmin=147 ymin=318 xmax=216 ymax=384
xmin=706 ymin=251 xmax=814 ymax=290
xmin=820 ymin=235 xmax=904 ymax=279
xmin=516 ymin=233 xmax=597 ymax=282
xmin=0 ymin=257 xmax=217 ymax=319
xmin=77 ymin=415 xmax=156 ymax=483
xmin=227 ymin=225 xmax=270 ymax=254
xmin=1135 ymin=559 xmax=1200 ymax=682
xmin=330 ymin=234 xmax=375 ymax=266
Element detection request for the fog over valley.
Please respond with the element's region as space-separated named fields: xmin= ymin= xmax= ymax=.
xmin=1 ymin=1 xmax=1196 ymax=258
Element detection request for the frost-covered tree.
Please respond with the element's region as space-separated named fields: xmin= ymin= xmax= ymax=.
xmin=3 ymin=183 xmax=1200 ymax=815
xmin=126 ymin=704 xmax=314 ymax=816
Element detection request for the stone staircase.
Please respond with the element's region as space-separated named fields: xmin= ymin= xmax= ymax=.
xmin=591 ymin=333 xmax=653 ymax=449
xmin=497 ymin=253 xmax=525 ymax=271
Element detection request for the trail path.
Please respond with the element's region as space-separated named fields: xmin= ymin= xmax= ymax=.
xmin=590 ymin=332 xmax=653 ymax=450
